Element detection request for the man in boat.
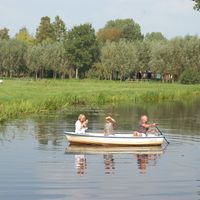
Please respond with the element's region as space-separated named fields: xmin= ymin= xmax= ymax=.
xmin=104 ymin=116 xmax=116 ymax=136
xmin=133 ymin=115 xmax=157 ymax=136
xmin=75 ymin=114 xmax=88 ymax=134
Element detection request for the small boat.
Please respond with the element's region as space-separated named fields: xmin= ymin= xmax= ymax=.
xmin=65 ymin=145 xmax=164 ymax=155
xmin=64 ymin=132 xmax=164 ymax=146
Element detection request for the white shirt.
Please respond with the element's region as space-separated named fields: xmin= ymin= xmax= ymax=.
xmin=75 ymin=120 xmax=87 ymax=134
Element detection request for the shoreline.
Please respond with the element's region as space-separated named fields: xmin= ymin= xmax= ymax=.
xmin=0 ymin=79 xmax=200 ymax=122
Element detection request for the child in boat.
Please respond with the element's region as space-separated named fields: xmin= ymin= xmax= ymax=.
xmin=133 ymin=115 xmax=157 ymax=136
xmin=104 ymin=116 xmax=116 ymax=136
xmin=75 ymin=114 xmax=88 ymax=134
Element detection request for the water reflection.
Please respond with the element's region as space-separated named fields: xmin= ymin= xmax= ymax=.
xmin=66 ymin=145 xmax=163 ymax=175
xmin=136 ymin=153 xmax=160 ymax=174
xmin=74 ymin=154 xmax=87 ymax=176
xmin=103 ymin=154 xmax=115 ymax=175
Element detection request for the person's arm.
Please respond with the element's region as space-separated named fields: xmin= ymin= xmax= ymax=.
xmin=142 ymin=123 xmax=156 ymax=128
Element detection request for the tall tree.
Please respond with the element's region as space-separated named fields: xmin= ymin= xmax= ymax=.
xmin=52 ymin=16 xmax=67 ymax=42
xmin=15 ymin=27 xmax=35 ymax=44
xmin=35 ymin=16 xmax=54 ymax=43
xmin=65 ymin=23 xmax=99 ymax=79
xmin=104 ymin=18 xmax=143 ymax=41
xmin=0 ymin=28 xmax=10 ymax=40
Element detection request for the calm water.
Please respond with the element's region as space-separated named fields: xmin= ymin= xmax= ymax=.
xmin=0 ymin=101 xmax=200 ymax=200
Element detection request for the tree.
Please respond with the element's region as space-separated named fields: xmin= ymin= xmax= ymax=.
xmin=0 ymin=28 xmax=10 ymax=40
xmin=104 ymin=18 xmax=143 ymax=41
xmin=193 ymin=0 xmax=200 ymax=10
xmin=15 ymin=27 xmax=35 ymax=44
xmin=98 ymin=41 xmax=137 ymax=80
xmin=97 ymin=28 xmax=122 ymax=43
xmin=25 ymin=44 xmax=44 ymax=79
xmin=135 ymin=41 xmax=151 ymax=71
xmin=36 ymin=16 xmax=54 ymax=43
xmin=0 ymin=39 xmax=27 ymax=77
xmin=65 ymin=23 xmax=99 ymax=79
xmin=52 ymin=16 xmax=67 ymax=42
xmin=145 ymin=32 xmax=166 ymax=42
xmin=43 ymin=42 xmax=68 ymax=78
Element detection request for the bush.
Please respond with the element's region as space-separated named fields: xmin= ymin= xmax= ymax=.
xmin=179 ymin=69 xmax=200 ymax=84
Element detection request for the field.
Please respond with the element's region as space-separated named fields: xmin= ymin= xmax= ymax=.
xmin=0 ymin=79 xmax=200 ymax=122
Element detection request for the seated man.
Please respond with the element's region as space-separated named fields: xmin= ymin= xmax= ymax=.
xmin=133 ymin=115 xmax=157 ymax=136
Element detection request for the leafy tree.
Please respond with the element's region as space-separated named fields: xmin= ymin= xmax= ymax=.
xmin=98 ymin=41 xmax=137 ymax=80
xmin=43 ymin=42 xmax=68 ymax=78
xmin=52 ymin=16 xmax=67 ymax=42
xmin=25 ymin=44 xmax=44 ymax=79
xmin=15 ymin=27 xmax=35 ymax=44
xmin=180 ymin=68 xmax=200 ymax=84
xmin=193 ymin=0 xmax=200 ymax=10
xmin=97 ymin=28 xmax=122 ymax=43
xmin=65 ymin=23 xmax=99 ymax=79
xmin=145 ymin=32 xmax=166 ymax=42
xmin=104 ymin=19 xmax=143 ymax=41
xmin=135 ymin=41 xmax=151 ymax=71
xmin=0 ymin=39 xmax=27 ymax=77
xmin=0 ymin=28 xmax=10 ymax=40
xmin=36 ymin=16 xmax=54 ymax=43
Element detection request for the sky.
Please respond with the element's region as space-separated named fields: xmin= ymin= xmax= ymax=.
xmin=0 ymin=0 xmax=199 ymax=39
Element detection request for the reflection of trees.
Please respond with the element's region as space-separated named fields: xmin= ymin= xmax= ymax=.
xmin=136 ymin=154 xmax=160 ymax=174
xmin=103 ymin=154 xmax=115 ymax=175
xmin=75 ymin=155 xmax=87 ymax=176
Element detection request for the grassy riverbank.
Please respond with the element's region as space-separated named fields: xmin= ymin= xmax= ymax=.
xmin=0 ymin=79 xmax=200 ymax=122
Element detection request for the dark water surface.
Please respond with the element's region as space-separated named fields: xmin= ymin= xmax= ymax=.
xmin=0 ymin=101 xmax=200 ymax=200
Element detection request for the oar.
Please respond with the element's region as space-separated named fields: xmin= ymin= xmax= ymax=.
xmin=156 ymin=126 xmax=170 ymax=144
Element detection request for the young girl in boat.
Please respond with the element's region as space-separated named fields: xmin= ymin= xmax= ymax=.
xmin=104 ymin=116 xmax=116 ymax=136
xmin=133 ymin=115 xmax=157 ymax=136
xmin=75 ymin=114 xmax=88 ymax=134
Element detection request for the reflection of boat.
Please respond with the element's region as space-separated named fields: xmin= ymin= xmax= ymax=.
xmin=65 ymin=145 xmax=163 ymax=155
xmin=64 ymin=132 xmax=164 ymax=146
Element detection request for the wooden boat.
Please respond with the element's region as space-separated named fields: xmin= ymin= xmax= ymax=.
xmin=64 ymin=132 xmax=164 ymax=146
xmin=65 ymin=145 xmax=164 ymax=155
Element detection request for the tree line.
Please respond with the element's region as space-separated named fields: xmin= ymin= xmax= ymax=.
xmin=0 ymin=15 xmax=200 ymax=82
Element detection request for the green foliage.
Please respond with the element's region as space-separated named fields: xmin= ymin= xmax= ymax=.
xmin=0 ymin=28 xmax=10 ymax=40
xmin=65 ymin=23 xmax=99 ymax=78
xmin=52 ymin=16 xmax=67 ymax=42
xmin=105 ymin=18 xmax=143 ymax=41
xmin=193 ymin=0 xmax=200 ymax=10
xmin=95 ymin=41 xmax=138 ymax=80
xmin=0 ymin=39 xmax=27 ymax=77
xmin=145 ymin=32 xmax=166 ymax=42
xmin=36 ymin=16 xmax=54 ymax=43
xmin=179 ymin=68 xmax=200 ymax=84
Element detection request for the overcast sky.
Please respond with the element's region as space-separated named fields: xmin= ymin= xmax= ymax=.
xmin=0 ymin=0 xmax=199 ymax=38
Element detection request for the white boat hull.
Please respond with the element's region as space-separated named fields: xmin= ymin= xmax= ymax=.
xmin=65 ymin=132 xmax=164 ymax=146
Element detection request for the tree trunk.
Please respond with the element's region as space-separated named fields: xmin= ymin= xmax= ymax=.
xmin=35 ymin=71 xmax=38 ymax=80
xmin=75 ymin=68 xmax=79 ymax=79
xmin=53 ymin=71 xmax=57 ymax=79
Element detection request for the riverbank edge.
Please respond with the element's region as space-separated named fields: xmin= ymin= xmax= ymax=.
xmin=0 ymin=79 xmax=200 ymax=122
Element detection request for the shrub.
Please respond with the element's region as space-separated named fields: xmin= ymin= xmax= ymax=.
xmin=179 ymin=69 xmax=200 ymax=84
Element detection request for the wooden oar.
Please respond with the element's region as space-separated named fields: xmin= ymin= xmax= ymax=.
xmin=156 ymin=126 xmax=170 ymax=144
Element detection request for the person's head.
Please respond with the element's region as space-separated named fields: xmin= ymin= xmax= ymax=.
xmin=140 ymin=115 xmax=148 ymax=123
xmin=106 ymin=116 xmax=115 ymax=123
xmin=78 ymin=114 xmax=86 ymax=123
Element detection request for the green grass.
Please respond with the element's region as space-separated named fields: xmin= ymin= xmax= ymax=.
xmin=0 ymin=79 xmax=200 ymax=122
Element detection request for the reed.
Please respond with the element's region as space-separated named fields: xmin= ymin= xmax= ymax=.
xmin=0 ymin=79 xmax=200 ymax=122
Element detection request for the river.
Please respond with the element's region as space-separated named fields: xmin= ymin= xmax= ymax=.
xmin=0 ymin=101 xmax=200 ymax=200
